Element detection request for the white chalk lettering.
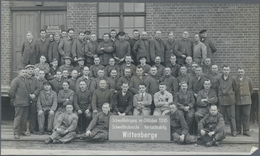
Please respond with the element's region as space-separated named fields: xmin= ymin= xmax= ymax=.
xmin=144 ymin=125 xmax=167 ymax=130
xmin=112 ymin=125 xmax=140 ymax=129
xmin=122 ymin=131 xmax=158 ymax=140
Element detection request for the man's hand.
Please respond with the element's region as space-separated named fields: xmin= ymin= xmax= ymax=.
xmin=78 ymin=110 xmax=83 ymax=114
xmin=101 ymin=47 xmax=104 ymax=50
xmin=93 ymin=110 xmax=98 ymax=114
xmin=208 ymin=131 xmax=215 ymax=137
xmin=38 ymin=110 xmax=44 ymax=115
xmin=86 ymin=130 xmax=91 ymax=137
xmin=118 ymin=112 xmax=121 ymax=115
xmin=49 ymin=110 xmax=54 ymax=116
xmin=201 ymin=129 xmax=206 ymax=136
xmin=56 ymin=128 xmax=61 ymax=133
xmin=194 ymin=94 xmax=198 ymax=98
xmin=121 ymin=113 xmax=126 ymax=116
xmin=114 ymin=57 xmax=120 ymax=61
xmin=183 ymin=106 xmax=190 ymax=112
xmin=30 ymin=94 xmax=36 ymax=100
xmin=201 ymin=99 xmax=207 ymax=102
xmin=179 ymin=134 xmax=185 ymax=142
xmin=85 ymin=109 xmax=89 ymax=114
xmin=181 ymin=55 xmax=186 ymax=58
xmin=64 ymin=129 xmax=69 ymax=134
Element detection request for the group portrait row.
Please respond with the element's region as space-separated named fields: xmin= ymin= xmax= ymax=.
xmin=9 ymin=28 xmax=254 ymax=147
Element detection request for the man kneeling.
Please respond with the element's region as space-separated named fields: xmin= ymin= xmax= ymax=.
xmin=168 ymin=103 xmax=197 ymax=144
xmin=198 ymin=105 xmax=226 ymax=147
xmin=85 ymin=103 xmax=111 ymax=141
xmin=45 ymin=104 xmax=78 ymax=144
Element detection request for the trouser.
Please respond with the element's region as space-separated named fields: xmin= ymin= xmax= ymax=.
xmin=75 ymin=111 xmax=92 ymax=132
xmin=53 ymin=106 xmax=66 ymax=128
xmin=194 ymin=107 xmax=209 ymax=125
xmin=153 ymin=108 xmax=170 ymax=116
xmin=201 ymin=130 xmax=226 ymax=142
xmin=220 ymin=105 xmax=236 ymax=133
xmin=13 ymin=106 xmax=29 ymax=135
xmin=50 ymin=129 xmax=76 ymax=143
xmin=235 ymin=104 xmax=251 ymax=133
xmin=37 ymin=110 xmax=55 ymax=132
xmin=133 ymin=108 xmax=151 ymax=116
xmin=172 ymin=132 xmax=197 ymax=144
xmin=86 ymin=126 xmax=108 ymax=141
xmin=29 ymin=101 xmax=37 ymax=132
xmin=179 ymin=109 xmax=194 ymax=133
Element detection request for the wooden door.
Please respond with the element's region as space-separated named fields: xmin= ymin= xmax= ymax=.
xmin=12 ymin=11 xmax=39 ymax=80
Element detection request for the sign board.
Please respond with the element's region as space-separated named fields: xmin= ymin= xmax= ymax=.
xmin=109 ymin=116 xmax=171 ymax=141
xmin=45 ymin=25 xmax=62 ymax=35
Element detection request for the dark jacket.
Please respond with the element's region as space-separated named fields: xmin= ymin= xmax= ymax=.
xmin=150 ymin=38 xmax=165 ymax=63
xmin=84 ymin=40 xmax=99 ymax=64
xmin=164 ymin=39 xmax=176 ymax=65
xmin=174 ymin=39 xmax=193 ymax=64
xmin=87 ymin=112 xmax=110 ymax=131
xmin=196 ymin=89 xmax=218 ymax=108
xmin=132 ymin=39 xmax=151 ymax=63
xmin=73 ymin=89 xmax=92 ymax=111
xmin=48 ymin=41 xmax=61 ymax=65
xmin=144 ymin=74 xmax=159 ymax=96
xmin=92 ymin=88 xmax=113 ymax=112
xmin=201 ymin=37 xmax=217 ymax=60
xmin=113 ymin=90 xmax=133 ymax=114
xmin=36 ymin=38 xmax=50 ymax=62
xmin=234 ymin=76 xmax=253 ymax=105
xmin=170 ymin=110 xmax=189 ymax=135
xmin=21 ymin=40 xmax=37 ymax=66
xmin=174 ymin=90 xmax=195 ymax=110
xmin=113 ymin=40 xmax=131 ymax=59
xmin=97 ymin=41 xmax=114 ymax=65
xmin=72 ymin=39 xmax=85 ymax=59
xmin=198 ymin=113 xmax=225 ymax=133
xmin=216 ymin=75 xmax=236 ymax=106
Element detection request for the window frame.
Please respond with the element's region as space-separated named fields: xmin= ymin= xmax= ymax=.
xmin=97 ymin=2 xmax=146 ymax=38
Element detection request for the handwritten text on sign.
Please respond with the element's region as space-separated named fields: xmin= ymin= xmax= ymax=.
xmin=109 ymin=116 xmax=170 ymax=141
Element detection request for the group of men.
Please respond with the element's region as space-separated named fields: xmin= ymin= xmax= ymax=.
xmin=9 ymin=28 xmax=253 ymax=147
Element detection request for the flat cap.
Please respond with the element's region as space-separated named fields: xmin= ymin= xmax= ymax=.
xmin=118 ymin=31 xmax=125 ymax=36
xmin=25 ymin=64 xmax=35 ymax=69
xmin=63 ymin=56 xmax=72 ymax=60
xmin=43 ymin=81 xmax=51 ymax=86
xmin=77 ymin=57 xmax=85 ymax=61
xmin=199 ymin=29 xmax=207 ymax=34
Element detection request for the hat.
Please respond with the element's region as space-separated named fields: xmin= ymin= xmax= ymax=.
xmin=77 ymin=57 xmax=85 ymax=61
xmin=51 ymin=58 xmax=58 ymax=62
xmin=25 ymin=64 xmax=35 ymax=69
xmin=118 ymin=31 xmax=125 ymax=36
xmin=199 ymin=29 xmax=207 ymax=34
xmin=63 ymin=56 xmax=72 ymax=60
xmin=43 ymin=81 xmax=51 ymax=86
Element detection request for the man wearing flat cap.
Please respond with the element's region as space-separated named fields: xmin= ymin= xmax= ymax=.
xmin=113 ymin=31 xmax=131 ymax=65
xmin=59 ymin=56 xmax=75 ymax=76
xmin=75 ymin=57 xmax=85 ymax=77
xmin=199 ymin=30 xmax=217 ymax=61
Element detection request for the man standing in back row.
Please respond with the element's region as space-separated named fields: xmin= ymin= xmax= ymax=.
xmin=175 ymin=31 xmax=193 ymax=65
xmin=199 ymin=30 xmax=217 ymax=61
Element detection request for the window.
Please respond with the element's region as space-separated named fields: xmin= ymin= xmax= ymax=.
xmin=98 ymin=2 xmax=145 ymax=38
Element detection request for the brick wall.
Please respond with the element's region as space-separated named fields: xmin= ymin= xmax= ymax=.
xmin=1 ymin=1 xmax=12 ymax=90
xmin=67 ymin=2 xmax=97 ymax=34
xmin=146 ymin=3 xmax=259 ymax=87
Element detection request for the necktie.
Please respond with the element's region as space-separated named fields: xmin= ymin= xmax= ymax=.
xmin=141 ymin=93 xmax=144 ymax=101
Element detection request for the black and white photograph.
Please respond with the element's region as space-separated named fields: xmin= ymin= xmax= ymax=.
xmin=1 ymin=0 xmax=259 ymax=155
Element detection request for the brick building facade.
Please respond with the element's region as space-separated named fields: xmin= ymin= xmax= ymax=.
xmin=1 ymin=1 xmax=259 ymax=96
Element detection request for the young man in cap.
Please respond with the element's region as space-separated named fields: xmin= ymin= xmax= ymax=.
xmin=9 ymin=68 xmax=30 ymax=139
xmin=34 ymin=55 xmax=50 ymax=75
xmin=45 ymin=104 xmax=78 ymax=144
xmin=216 ymin=65 xmax=237 ymax=137
xmin=133 ymin=82 xmax=152 ymax=116
xmin=36 ymin=29 xmax=50 ymax=63
xmin=84 ymin=34 xmax=99 ymax=67
xmin=84 ymin=30 xmax=91 ymax=43
xmin=37 ymin=81 xmax=57 ymax=135
xmin=59 ymin=56 xmax=75 ymax=75
xmin=199 ymin=29 xmax=217 ymax=61
xmin=72 ymin=31 xmax=85 ymax=62
xmin=85 ymin=103 xmax=111 ymax=141
xmin=136 ymin=56 xmax=151 ymax=76
xmin=61 ymin=30 xmax=67 ymax=39
xmin=193 ymin=33 xmax=207 ymax=66
xmin=24 ymin=64 xmax=41 ymax=134
xmin=97 ymin=33 xmax=114 ymax=66
xmin=20 ymin=31 xmax=37 ymax=68
xmin=48 ymin=32 xmax=61 ymax=66
xmin=153 ymin=82 xmax=173 ymax=116
xmin=175 ymin=31 xmax=193 ymax=65
xmin=113 ymin=82 xmax=133 ymax=115
xmin=234 ymin=67 xmax=253 ymax=136
xmin=198 ymin=105 xmax=226 ymax=147
xmin=74 ymin=57 xmax=85 ymax=77
xmin=113 ymin=31 xmax=131 ymax=64
xmin=168 ymin=103 xmax=197 ymax=144
xmin=58 ymin=28 xmax=75 ymax=64
xmin=164 ymin=32 xmax=177 ymax=67
xmin=150 ymin=31 xmax=165 ymax=65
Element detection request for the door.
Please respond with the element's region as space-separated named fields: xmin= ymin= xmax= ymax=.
xmin=12 ymin=11 xmax=66 ymax=80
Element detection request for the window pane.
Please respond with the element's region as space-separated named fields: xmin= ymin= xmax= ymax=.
xmin=99 ymin=3 xmax=109 ymax=12
xmin=124 ymin=29 xmax=133 ymax=37
xmin=135 ymin=17 xmax=144 ymax=27
xmin=135 ymin=3 xmax=145 ymax=12
xmin=99 ymin=28 xmax=110 ymax=38
xmin=99 ymin=17 xmax=109 ymax=27
xmin=109 ymin=3 xmax=119 ymax=12
xmin=124 ymin=3 xmax=134 ymax=12
xmin=110 ymin=17 xmax=119 ymax=28
xmin=124 ymin=17 xmax=134 ymax=27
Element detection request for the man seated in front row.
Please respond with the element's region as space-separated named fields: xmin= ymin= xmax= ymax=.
xmin=85 ymin=103 xmax=111 ymax=141
xmin=168 ymin=103 xmax=197 ymax=144
xmin=37 ymin=81 xmax=57 ymax=135
xmin=113 ymin=82 xmax=133 ymax=115
xmin=153 ymin=82 xmax=173 ymax=116
xmin=198 ymin=105 xmax=226 ymax=147
xmin=45 ymin=104 xmax=78 ymax=144
xmin=133 ymin=82 xmax=152 ymax=116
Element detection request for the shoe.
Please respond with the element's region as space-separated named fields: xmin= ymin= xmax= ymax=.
xmin=30 ymin=131 xmax=37 ymax=134
xmin=53 ymin=139 xmax=62 ymax=144
xmin=215 ymin=141 xmax=220 ymax=146
xmin=45 ymin=138 xmax=52 ymax=144
xmin=38 ymin=132 xmax=44 ymax=135
xmin=243 ymin=132 xmax=251 ymax=137
xmin=14 ymin=134 xmax=20 ymax=139
xmin=237 ymin=131 xmax=241 ymax=135
xmin=232 ymin=131 xmax=237 ymax=137
xmin=47 ymin=131 xmax=52 ymax=135
xmin=206 ymin=140 xmax=215 ymax=147
xmin=20 ymin=133 xmax=28 ymax=136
